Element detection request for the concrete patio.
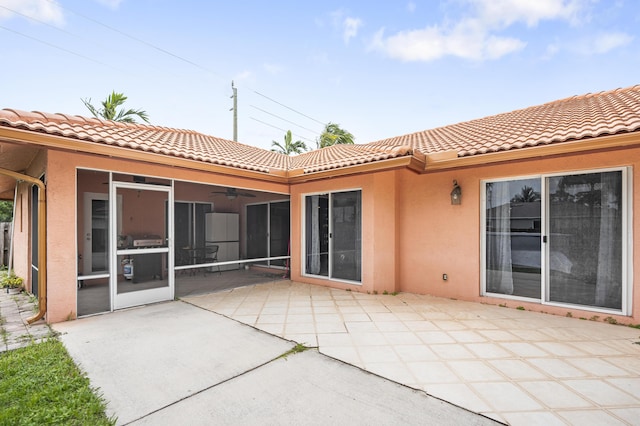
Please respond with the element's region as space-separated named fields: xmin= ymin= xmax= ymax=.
xmin=183 ymin=281 xmax=640 ymax=425
xmin=54 ymin=295 xmax=495 ymax=425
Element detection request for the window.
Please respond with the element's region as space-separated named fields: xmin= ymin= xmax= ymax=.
xmin=304 ymin=190 xmax=362 ymax=282
xmin=482 ymin=169 xmax=629 ymax=313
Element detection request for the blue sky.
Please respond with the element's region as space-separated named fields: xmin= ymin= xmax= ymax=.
xmin=1 ymin=0 xmax=638 ymax=151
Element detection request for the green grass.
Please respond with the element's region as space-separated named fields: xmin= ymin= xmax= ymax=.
xmin=277 ymin=343 xmax=312 ymax=360
xmin=0 ymin=339 xmax=115 ymax=425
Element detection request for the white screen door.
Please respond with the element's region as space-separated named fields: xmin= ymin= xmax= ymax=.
xmin=111 ymin=181 xmax=174 ymax=310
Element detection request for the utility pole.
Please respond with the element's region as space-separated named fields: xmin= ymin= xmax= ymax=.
xmin=230 ymin=81 xmax=238 ymax=142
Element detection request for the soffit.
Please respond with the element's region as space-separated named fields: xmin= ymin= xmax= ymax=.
xmin=0 ymin=142 xmax=40 ymax=199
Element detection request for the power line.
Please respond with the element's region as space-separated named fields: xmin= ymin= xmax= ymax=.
xmin=44 ymin=0 xmax=327 ymax=127
xmin=253 ymin=91 xmax=326 ymax=126
xmin=249 ymin=117 xmax=315 ymax=143
xmin=43 ymin=0 xmax=222 ymax=79
xmin=249 ymin=104 xmax=321 ymax=135
xmin=0 ymin=24 xmax=127 ymax=74
xmin=1 ymin=5 xmax=72 ymax=35
xmin=10 ymin=0 xmax=331 ymax=143
xmin=0 ymin=4 xmax=181 ymax=79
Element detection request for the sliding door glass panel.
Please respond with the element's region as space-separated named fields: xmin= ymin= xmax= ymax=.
xmin=305 ymin=194 xmax=329 ymax=276
xmin=247 ymin=204 xmax=268 ymax=260
xmin=174 ymin=203 xmax=191 ymax=265
xmin=270 ymin=201 xmax=290 ymax=267
xmin=548 ymin=171 xmax=623 ymax=309
xmin=331 ymin=191 xmax=362 ymax=281
xmin=194 ymin=203 xmax=211 ymax=248
xmin=90 ymin=199 xmax=108 ymax=271
xmin=485 ymin=179 xmax=541 ymax=298
xmin=173 ymin=202 xmax=211 ymax=266
xmin=305 ymin=192 xmax=360 ymax=282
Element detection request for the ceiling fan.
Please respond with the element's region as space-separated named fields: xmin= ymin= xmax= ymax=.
xmin=211 ymin=187 xmax=256 ymax=200
xmin=102 ymin=176 xmax=169 ymax=186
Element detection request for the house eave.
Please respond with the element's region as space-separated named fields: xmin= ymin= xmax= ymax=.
xmin=422 ymin=131 xmax=640 ymax=172
xmin=288 ymin=155 xmax=424 ymax=183
xmin=0 ymin=126 xmax=289 ymax=183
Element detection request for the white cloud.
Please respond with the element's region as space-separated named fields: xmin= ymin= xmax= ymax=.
xmin=473 ymin=0 xmax=586 ymax=27
xmin=543 ymin=31 xmax=632 ymax=58
xmin=484 ymin=35 xmax=527 ymax=58
xmin=573 ymin=32 xmax=634 ymax=54
xmin=0 ymin=0 xmax=64 ymax=25
xmin=95 ymin=0 xmax=124 ymax=10
xmin=343 ymin=17 xmax=362 ymax=44
xmin=370 ymin=18 xmax=525 ymax=62
xmin=590 ymin=32 xmax=633 ymax=53
xmin=330 ymin=8 xmax=363 ymax=45
xmin=370 ymin=0 xmax=590 ymax=62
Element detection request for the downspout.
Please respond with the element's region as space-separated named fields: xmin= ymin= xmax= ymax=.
xmin=0 ymin=167 xmax=46 ymax=323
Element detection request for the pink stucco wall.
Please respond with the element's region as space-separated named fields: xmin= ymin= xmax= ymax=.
xmin=35 ymin=142 xmax=640 ymax=325
xmin=289 ymin=145 xmax=639 ymax=325
xmin=289 ymin=170 xmax=400 ymax=295
xmin=394 ymin=147 xmax=640 ymax=324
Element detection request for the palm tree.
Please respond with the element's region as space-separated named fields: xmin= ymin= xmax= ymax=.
xmin=82 ymin=91 xmax=150 ymax=123
xmin=317 ymin=122 xmax=354 ymax=149
xmin=511 ymin=186 xmax=540 ymax=203
xmin=271 ymin=130 xmax=307 ymax=155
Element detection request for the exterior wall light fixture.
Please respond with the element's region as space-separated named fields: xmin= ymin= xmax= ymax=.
xmin=451 ymin=180 xmax=461 ymax=205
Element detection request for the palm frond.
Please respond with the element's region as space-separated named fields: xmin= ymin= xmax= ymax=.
xmin=81 ymin=91 xmax=149 ymax=123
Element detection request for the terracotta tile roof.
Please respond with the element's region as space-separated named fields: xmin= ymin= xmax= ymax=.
xmin=0 ymin=109 xmax=290 ymax=174
xmin=1 ymin=85 xmax=639 ymax=177
xmin=290 ymin=143 xmax=413 ymax=173
xmin=367 ymin=85 xmax=640 ymax=157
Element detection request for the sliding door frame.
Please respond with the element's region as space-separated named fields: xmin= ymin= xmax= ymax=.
xmin=301 ymin=188 xmax=362 ymax=284
xmin=481 ymin=167 xmax=632 ymax=315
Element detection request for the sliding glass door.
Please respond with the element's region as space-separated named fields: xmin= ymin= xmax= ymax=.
xmin=304 ymin=190 xmax=361 ymax=283
xmin=173 ymin=201 xmax=212 ymax=265
xmin=547 ymin=172 xmax=623 ymax=309
xmin=485 ymin=178 xmax=541 ymax=299
xmin=246 ymin=201 xmax=290 ymax=267
xmin=269 ymin=201 xmax=290 ymax=267
xmin=483 ymin=169 xmax=627 ymax=313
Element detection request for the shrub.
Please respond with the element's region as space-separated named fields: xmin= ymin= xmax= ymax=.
xmin=0 ymin=271 xmax=24 ymax=289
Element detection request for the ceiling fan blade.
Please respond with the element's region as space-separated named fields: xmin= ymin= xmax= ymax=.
xmin=210 ymin=187 xmax=255 ymax=198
